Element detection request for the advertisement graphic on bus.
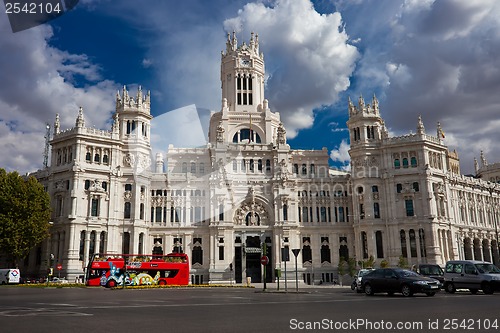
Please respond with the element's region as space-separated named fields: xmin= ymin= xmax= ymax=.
xmin=85 ymin=253 xmax=189 ymax=288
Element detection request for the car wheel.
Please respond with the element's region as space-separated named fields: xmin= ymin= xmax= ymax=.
xmin=106 ymin=279 xmax=116 ymax=288
xmin=482 ymin=282 xmax=494 ymax=295
xmin=351 ymin=282 xmax=356 ymax=291
xmin=401 ymin=284 xmax=413 ymax=297
xmin=445 ymin=282 xmax=455 ymax=293
xmin=364 ymin=283 xmax=374 ymax=296
xmin=159 ymin=280 xmax=167 ymax=286
xmin=426 ymin=292 xmax=436 ymax=297
xmin=470 ymin=289 xmax=478 ymax=295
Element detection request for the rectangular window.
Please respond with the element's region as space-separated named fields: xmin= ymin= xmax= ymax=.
xmin=219 ymin=246 xmax=224 ymax=260
xmin=374 ymin=202 xmax=380 ymax=218
xmin=302 ymin=207 xmax=308 ymax=222
xmin=338 ymin=207 xmax=344 ymax=222
xmin=320 ymin=207 xmax=327 ymax=222
xmin=405 ymin=199 xmax=414 ymax=217
xmin=219 ymin=204 xmax=224 ymax=221
xmin=91 ymin=198 xmax=99 ymax=217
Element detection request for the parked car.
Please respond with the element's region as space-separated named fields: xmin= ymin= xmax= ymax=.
xmin=416 ymin=264 xmax=445 ymax=284
xmin=361 ymin=268 xmax=441 ymax=297
xmin=351 ymin=268 xmax=375 ymax=293
xmin=50 ymin=277 xmax=69 ymax=284
xmin=444 ymin=260 xmax=500 ymax=294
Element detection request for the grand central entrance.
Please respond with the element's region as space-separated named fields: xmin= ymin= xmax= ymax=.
xmin=234 ymin=235 xmax=273 ymax=284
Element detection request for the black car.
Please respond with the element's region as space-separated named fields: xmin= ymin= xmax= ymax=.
xmin=361 ymin=268 xmax=441 ymax=297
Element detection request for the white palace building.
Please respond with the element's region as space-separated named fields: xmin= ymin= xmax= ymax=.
xmin=25 ymin=33 xmax=500 ymax=284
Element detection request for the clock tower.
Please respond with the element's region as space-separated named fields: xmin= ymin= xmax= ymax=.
xmin=220 ymin=31 xmax=265 ymax=113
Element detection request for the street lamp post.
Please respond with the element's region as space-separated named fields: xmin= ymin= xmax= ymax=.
xmin=46 ymin=221 xmax=54 ymax=284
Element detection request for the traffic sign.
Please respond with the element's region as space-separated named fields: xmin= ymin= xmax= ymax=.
xmin=260 ymin=256 xmax=269 ymax=265
xmin=56 ymin=264 xmax=62 ymax=270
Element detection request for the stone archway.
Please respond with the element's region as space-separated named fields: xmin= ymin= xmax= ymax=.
xmin=233 ymin=199 xmax=270 ymax=226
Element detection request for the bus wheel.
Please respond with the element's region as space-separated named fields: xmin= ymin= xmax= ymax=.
xmin=107 ymin=280 xmax=116 ymax=288
xmin=159 ymin=280 xmax=167 ymax=286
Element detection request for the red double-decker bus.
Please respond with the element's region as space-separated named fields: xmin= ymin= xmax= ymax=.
xmin=85 ymin=253 xmax=189 ymax=288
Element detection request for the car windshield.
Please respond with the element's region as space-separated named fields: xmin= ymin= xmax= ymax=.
xmin=358 ymin=270 xmax=372 ymax=277
xmin=422 ymin=266 xmax=444 ymax=275
xmin=397 ymin=270 xmax=420 ymax=278
xmin=475 ymin=264 xmax=500 ymax=274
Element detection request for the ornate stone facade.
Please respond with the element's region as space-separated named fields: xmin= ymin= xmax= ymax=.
xmin=24 ymin=34 xmax=500 ymax=284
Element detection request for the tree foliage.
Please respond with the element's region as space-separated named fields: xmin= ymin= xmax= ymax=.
xmin=0 ymin=169 xmax=51 ymax=266
xmin=397 ymin=255 xmax=409 ymax=269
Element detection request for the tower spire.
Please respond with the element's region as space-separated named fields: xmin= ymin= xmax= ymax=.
xmin=76 ymin=107 xmax=85 ymax=128
xmin=417 ymin=115 xmax=425 ymax=135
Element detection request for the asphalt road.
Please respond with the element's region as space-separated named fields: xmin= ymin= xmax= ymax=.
xmin=0 ymin=285 xmax=499 ymax=333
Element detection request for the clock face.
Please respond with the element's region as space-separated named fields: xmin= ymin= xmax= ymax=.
xmin=240 ymin=58 xmax=250 ymax=67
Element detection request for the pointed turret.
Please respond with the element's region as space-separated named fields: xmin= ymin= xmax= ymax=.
xmin=54 ymin=113 xmax=60 ymax=135
xmin=417 ymin=115 xmax=425 ymax=135
xmin=480 ymin=150 xmax=488 ymax=167
xmin=371 ymin=94 xmax=379 ymax=114
xmin=76 ymin=107 xmax=85 ymax=128
xmin=436 ymin=122 xmax=445 ymax=140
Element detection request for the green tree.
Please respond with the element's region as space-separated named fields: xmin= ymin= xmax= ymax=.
xmin=337 ymin=257 xmax=347 ymax=286
xmin=380 ymin=259 xmax=389 ymax=268
xmin=0 ymin=169 xmax=51 ymax=267
xmin=397 ymin=255 xmax=409 ymax=269
xmin=347 ymin=257 xmax=357 ymax=277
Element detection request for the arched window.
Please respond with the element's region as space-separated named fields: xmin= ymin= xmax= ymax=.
xmin=190 ymin=162 xmax=196 ymax=173
xmin=88 ymin=231 xmax=96 ymax=257
xmin=283 ymin=204 xmax=288 ymax=221
xmin=139 ymin=203 xmax=144 ymax=220
xmin=199 ymin=163 xmax=205 ymax=174
xmin=232 ymin=129 xmax=261 ymax=143
xmin=182 ymin=162 xmax=187 ymax=173
xmin=419 ymin=229 xmax=426 ymax=258
xmin=99 ymin=231 xmax=106 ymax=253
xmin=361 ymin=232 xmax=368 ymax=259
xmin=409 ymin=229 xmax=417 ymax=257
xmin=412 ymin=182 xmax=419 ymax=192
xmin=79 ymin=231 xmax=85 ymax=261
xmin=396 ymin=183 xmax=402 ymax=193
xmin=138 ymin=233 xmax=144 ymax=255
xmin=86 ymin=152 xmax=91 ymax=162
xmin=410 ymin=156 xmax=417 ymax=167
xmin=402 ymin=158 xmax=409 ymax=168
xmin=400 ymin=230 xmax=407 ymax=258
xmin=266 ymin=159 xmax=271 ymax=172
xmin=94 ymin=153 xmax=100 ymax=163
xmin=394 ymin=159 xmax=400 ymax=169
xmin=103 ymin=154 xmax=109 ymax=164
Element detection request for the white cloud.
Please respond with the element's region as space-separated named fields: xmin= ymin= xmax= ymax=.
xmin=329 ymin=139 xmax=350 ymax=165
xmin=0 ymin=15 xmax=118 ymax=173
xmin=223 ymin=0 xmax=359 ymax=138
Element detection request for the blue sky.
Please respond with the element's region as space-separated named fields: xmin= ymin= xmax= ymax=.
xmin=1 ymin=0 xmax=499 ymax=174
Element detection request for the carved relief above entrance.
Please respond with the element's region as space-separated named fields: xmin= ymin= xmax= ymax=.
xmin=234 ymin=200 xmax=269 ymax=226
